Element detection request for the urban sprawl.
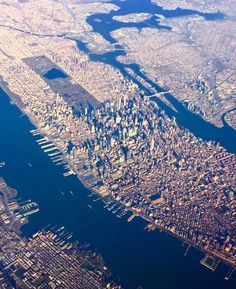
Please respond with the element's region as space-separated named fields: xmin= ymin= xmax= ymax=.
xmin=0 ymin=0 xmax=235 ymax=284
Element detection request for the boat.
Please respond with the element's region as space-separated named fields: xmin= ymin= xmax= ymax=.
xmin=0 ymin=161 xmax=6 ymax=167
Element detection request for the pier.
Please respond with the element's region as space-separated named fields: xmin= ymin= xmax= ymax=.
xmin=200 ymin=254 xmax=219 ymax=271
xmin=127 ymin=212 xmax=138 ymax=222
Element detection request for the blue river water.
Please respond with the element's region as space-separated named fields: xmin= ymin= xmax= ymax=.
xmin=0 ymin=0 xmax=236 ymax=288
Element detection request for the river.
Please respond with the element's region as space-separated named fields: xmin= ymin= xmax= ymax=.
xmin=0 ymin=0 xmax=236 ymax=288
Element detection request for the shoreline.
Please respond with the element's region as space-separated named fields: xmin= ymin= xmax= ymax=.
xmin=0 ymin=177 xmax=29 ymax=237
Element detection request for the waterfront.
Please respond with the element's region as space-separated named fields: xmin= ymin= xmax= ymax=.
xmin=0 ymin=85 xmax=235 ymax=289
xmin=0 ymin=1 xmax=235 ymax=287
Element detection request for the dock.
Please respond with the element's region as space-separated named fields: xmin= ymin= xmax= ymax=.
xmin=200 ymin=254 xmax=219 ymax=271
xmin=63 ymin=170 xmax=75 ymax=177
xmin=225 ymin=267 xmax=235 ymax=281
xmin=127 ymin=212 xmax=137 ymax=222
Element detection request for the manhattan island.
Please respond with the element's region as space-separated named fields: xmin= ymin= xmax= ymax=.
xmin=0 ymin=1 xmax=235 ymax=281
